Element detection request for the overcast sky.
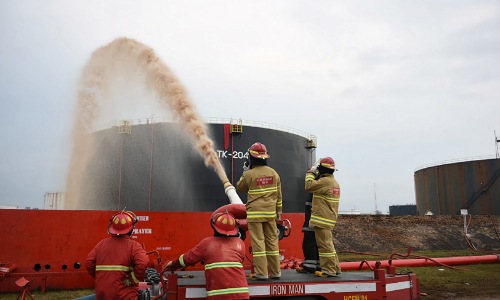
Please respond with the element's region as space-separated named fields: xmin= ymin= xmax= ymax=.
xmin=1 ymin=0 xmax=499 ymax=213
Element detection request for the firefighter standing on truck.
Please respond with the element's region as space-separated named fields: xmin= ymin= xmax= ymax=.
xmin=86 ymin=210 xmax=149 ymax=300
xmin=305 ymin=157 xmax=342 ymax=277
xmin=164 ymin=211 xmax=250 ymax=300
xmin=236 ymin=142 xmax=282 ymax=280
xmin=297 ymin=164 xmax=321 ymax=274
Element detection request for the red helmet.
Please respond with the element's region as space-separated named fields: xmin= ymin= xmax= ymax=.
xmin=108 ymin=211 xmax=138 ymax=235
xmin=320 ymin=157 xmax=336 ymax=170
xmin=211 ymin=211 xmax=239 ymax=236
xmin=248 ymin=142 xmax=270 ymax=159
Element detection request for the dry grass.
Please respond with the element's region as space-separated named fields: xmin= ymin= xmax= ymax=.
xmin=415 ymin=263 xmax=500 ymax=299
xmin=341 ymin=249 xmax=500 ymax=299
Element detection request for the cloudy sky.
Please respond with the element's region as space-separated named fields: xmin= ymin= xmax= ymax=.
xmin=1 ymin=0 xmax=499 ymax=212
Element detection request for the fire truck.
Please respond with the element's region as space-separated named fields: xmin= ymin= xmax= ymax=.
xmin=137 ymin=249 xmax=499 ymax=300
xmin=136 ymin=201 xmax=420 ymax=300
xmin=138 ymin=262 xmax=419 ymax=300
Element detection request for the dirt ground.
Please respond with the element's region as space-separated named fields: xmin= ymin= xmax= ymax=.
xmin=333 ymin=214 xmax=500 ymax=253
xmin=331 ymin=215 xmax=500 ymax=299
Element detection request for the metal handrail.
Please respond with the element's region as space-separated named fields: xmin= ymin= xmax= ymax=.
xmin=414 ymin=155 xmax=498 ymax=172
xmin=93 ymin=116 xmax=316 ymax=141
xmin=206 ymin=117 xmax=315 ymax=140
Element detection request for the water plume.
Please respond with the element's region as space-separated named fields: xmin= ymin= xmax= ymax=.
xmin=65 ymin=37 xmax=229 ymax=209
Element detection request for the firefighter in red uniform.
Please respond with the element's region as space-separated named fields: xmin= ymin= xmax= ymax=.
xmin=305 ymin=157 xmax=342 ymax=277
xmin=236 ymin=142 xmax=282 ymax=280
xmin=164 ymin=211 xmax=250 ymax=300
xmin=86 ymin=210 xmax=149 ymax=300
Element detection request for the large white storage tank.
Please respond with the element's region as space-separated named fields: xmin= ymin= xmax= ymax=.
xmin=44 ymin=192 xmax=65 ymax=210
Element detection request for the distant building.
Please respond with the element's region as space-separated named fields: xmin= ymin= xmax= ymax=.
xmin=44 ymin=192 xmax=65 ymax=210
xmin=339 ymin=209 xmax=361 ymax=215
xmin=0 ymin=205 xmax=19 ymax=209
xmin=389 ymin=204 xmax=417 ymax=216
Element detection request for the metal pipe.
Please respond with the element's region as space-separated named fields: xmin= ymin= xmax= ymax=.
xmin=148 ymin=122 xmax=155 ymax=211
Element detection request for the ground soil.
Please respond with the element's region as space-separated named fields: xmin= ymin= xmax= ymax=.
xmin=333 ymin=214 xmax=500 ymax=253
xmin=331 ymin=215 xmax=500 ymax=299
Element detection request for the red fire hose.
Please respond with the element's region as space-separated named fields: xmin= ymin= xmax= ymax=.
xmin=340 ymin=254 xmax=500 ymax=270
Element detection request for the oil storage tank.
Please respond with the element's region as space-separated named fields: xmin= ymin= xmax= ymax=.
xmin=72 ymin=118 xmax=317 ymax=213
xmin=414 ymin=158 xmax=500 ymax=215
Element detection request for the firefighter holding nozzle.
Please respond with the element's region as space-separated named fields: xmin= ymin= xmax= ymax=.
xmin=303 ymin=157 xmax=342 ymax=277
xmin=164 ymin=211 xmax=250 ymax=299
xmin=237 ymin=142 xmax=283 ymax=281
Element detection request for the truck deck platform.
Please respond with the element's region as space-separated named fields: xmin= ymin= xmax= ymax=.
xmin=170 ymin=269 xmax=419 ymax=299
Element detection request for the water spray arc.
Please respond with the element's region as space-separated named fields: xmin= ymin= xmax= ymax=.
xmin=66 ymin=37 xmax=242 ymax=208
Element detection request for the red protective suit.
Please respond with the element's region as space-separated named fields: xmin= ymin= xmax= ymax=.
xmin=170 ymin=236 xmax=249 ymax=299
xmin=86 ymin=235 xmax=149 ymax=300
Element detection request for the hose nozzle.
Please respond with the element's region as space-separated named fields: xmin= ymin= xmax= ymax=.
xmin=223 ymin=181 xmax=243 ymax=204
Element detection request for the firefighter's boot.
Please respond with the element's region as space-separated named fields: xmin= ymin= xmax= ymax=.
xmin=315 ymin=270 xmax=338 ymax=277
xmin=249 ymin=274 xmax=268 ymax=280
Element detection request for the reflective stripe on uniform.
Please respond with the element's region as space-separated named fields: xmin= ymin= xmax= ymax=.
xmin=252 ymin=251 xmax=266 ymax=257
xmin=95 ymin=265 xmax=139 ymax=284
xmin=130 ymin=269 xmax=139 ymax=284
xmin=276 ymin=199 xmax=282 ymax=208
xmin=206 ymin=287 xmax=249 ymax=297
xmin=248 ymin=187 xmax=278 ymax=195
xmin=319 ymin=251 xmax=337 ymax=258
xmin=310 ymin=215 xmax=336 ymax=226
xmin=204 ymin=262 xmax=243 ymax=270
xmin=179 ymin=254 xmax=186 ymax=267
xmin=253 ymin=250 xmax=279 ymax=257
xmin=314 ymin=194 xmax=339 ymax=203
xmin=247 ymin=211 xmax=277 ymax=218
xmin=95 ymin=265 xmax=130 ymax=271
xmin=305 ymin=174 xmax=316 ymax=180
xmin=266 ymin=250 xmax=280 ymax=256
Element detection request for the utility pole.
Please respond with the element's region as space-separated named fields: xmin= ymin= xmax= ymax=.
xmin=374 ymin=181 xmax=379 ymax=214
xmin=495 ymin=130 xmax=499 ymax=159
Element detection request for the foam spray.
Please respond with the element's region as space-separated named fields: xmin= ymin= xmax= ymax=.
xmin=65 ymin=37 xmax=241 ymax=209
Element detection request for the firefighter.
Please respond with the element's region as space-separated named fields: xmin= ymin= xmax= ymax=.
xmin=296 ymin=158 xmax=325 ymax=274
xmin=236 ymin=142 xmax=282 ymax=280
xmin=85 ymin=210 xmax=149 ymax=300
xmin=305 ymin=157 xmax=342 ymax=277
xmin=296 ymin=169 xmax=321 ymax=274
xmin=164 ymin=211 xmax=250 ymax=300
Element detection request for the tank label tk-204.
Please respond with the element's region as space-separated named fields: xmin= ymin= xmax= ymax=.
xmin=217 ymin=150 xmax=248 ymax=159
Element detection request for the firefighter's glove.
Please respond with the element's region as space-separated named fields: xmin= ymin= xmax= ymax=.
xmin=163 ymin=261 xmax=175 ymax=272
xmin=308 ymin=221 xmax=315 ymax=230
xmin=243 ymin=161 xmax=250 ymax=172
xmin=124 ymin=277 xmax=132 ymax=287
xmin=308 ymin=158 xmax=321 ymax=173
xmin=307 ymin=165 xmax=317 ymax=173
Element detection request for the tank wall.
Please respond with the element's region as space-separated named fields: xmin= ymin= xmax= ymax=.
xmin=223 ymin=125 xmax=313 ymax=213
xmin=78 ymin=123 xmax=314 ymax=212
xmin=414 ymin=159 xmax=500 ymax=215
